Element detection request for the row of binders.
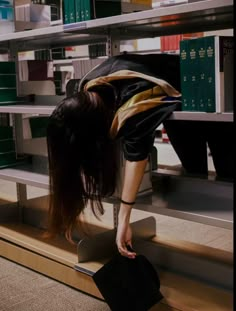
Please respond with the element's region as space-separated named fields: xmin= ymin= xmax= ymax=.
xmin=63 ymin=0 xmax=152 ymax=24
xmin=180 ymin=35 xmax=234 ymax=113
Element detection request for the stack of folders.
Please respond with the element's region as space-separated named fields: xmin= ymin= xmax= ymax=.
xmin=63 ymin=0 xmax=152 ymax=24
xmin=14 ymin=0 xmax=51 ymax=31
xmin=32 ymin=0 xmax=61 ymax=22
xmin=180 ymin=36 xmax=234 ymax=113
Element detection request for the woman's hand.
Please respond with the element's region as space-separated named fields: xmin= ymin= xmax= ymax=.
xmin=117 ymin=158 xmax=148 ymax=258
xmin=116 ymin=212 xmax=136 ymax=259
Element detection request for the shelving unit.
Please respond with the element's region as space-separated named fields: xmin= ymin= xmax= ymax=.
xmin=63 ymin=0 xmax=233 ymax=36
xmin=0 ymin=0 xmax=233 ymax=50
xmin=0 ymin=105 xmax=233 ymax=121
xmin=0 ymin=1 xmax=234 ymax=309
xmin=0 ymin=162 xmax=232 ymax=230
xmin=0 ymin=166 xmax=48 ymax=189
xmin=0 ymin=105 xmax=55 ymax=115
xmin=169 ymin=111 xmax=233 ymax=122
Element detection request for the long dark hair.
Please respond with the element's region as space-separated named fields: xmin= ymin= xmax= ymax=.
xmin=46 ymin=91 xmax=118 ymax=242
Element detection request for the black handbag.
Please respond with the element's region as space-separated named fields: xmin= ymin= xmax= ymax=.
xmin=92 ymin=252 xmax=163 ymax=311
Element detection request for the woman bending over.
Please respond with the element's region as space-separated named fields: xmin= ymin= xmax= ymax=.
xmin=46 ymin=53 xmax=181 ymax=258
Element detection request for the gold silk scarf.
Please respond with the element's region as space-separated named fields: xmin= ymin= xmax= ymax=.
xmin=84 ymin=70 xmax=181 ymax=138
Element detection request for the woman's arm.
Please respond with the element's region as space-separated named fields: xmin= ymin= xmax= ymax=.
xmin=116 ymin=158 xmax=148 ymax=258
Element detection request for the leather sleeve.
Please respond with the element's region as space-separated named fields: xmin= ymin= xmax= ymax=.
xmin=119 ymin=103 xmax=178 ymax=161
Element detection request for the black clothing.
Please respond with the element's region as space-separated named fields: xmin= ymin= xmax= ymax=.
xmin=163 ymin=120 xmax=234 ymax=179
xmin=80 ymin=53 xmax=181 ymax=91
xmin=93 ymin=253 xmax=163 ymax=311
xmin=119 ymin=103 xmax=178 ymax=161
xmin=80 ymin=53 xmax=181 ymax=161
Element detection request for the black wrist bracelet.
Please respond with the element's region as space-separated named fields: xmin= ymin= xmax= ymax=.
xmin=120 ymin=199 xmax=135 ymax=205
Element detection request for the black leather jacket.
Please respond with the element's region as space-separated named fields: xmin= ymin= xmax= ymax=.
xmin=80 ymin=53 xmax=181 ymax=161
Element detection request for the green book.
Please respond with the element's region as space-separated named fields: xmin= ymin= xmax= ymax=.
xmin=29 ymin=116 xmax=50 ymax=138
xmin=197 ymin=40 xmax=207 ymax=112
xmin=84 ymin=0 xmax=91 ymax=20
xmin=63 ymin=0 xmax=70 ymax=24
xmin=180 ymin=39 xmax=192 ymax=111
xmin=75 ymin=0 xmax=81 ymax=22
xmin=188 ymin=36 xmax=208 ymax=112
xmin=0 ymin=74 xmax=17 ymax=88
xmin=0 ymin=126 xmax=13 ymax=140
xmin=0 ymin=62 xmax=16 ymax=74
xmin=0 ymin=151 xmax=17 ymax=168
xmin=81 ymin=0 xmax=85 ymax=21
xmin=69 ymin=0 xmax=75 ymax=23
xmin=188 ymin=38 xmax=198 ymax=111
xmin=0 ymin=88 xmax=17 ymax=103
xmin=180 ymin=36 xmax=234 ymax=113
xmin=0 ymin=139 xmax=15 ymax=153
xmin=199 ymin=36 xmax=216 ymax=112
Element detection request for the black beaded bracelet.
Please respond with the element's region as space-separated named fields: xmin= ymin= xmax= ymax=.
xmin=120 ymin=199 xmax=135 ymax=205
